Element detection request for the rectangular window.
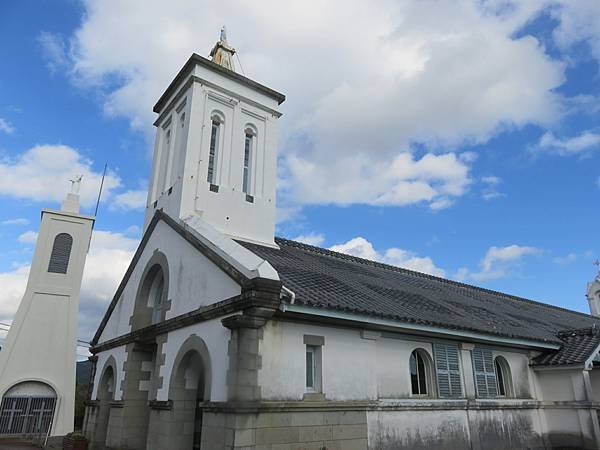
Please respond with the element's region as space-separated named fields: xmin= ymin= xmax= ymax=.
xmin=433 ymin=343 xmax=462 ymax=398
xmin=472 ymin=347 xmax=498 ymax=398
xmin=242 ymin=133 xmax=253 ymax=194
xmin=305 ymin=344 xmax=322 ymax=392
xmin=207 ymin=120 xmax=220 ymax=184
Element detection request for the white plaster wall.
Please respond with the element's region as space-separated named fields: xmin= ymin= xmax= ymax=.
xmin=535 ymin=370 xmax=580 ymax=401
xmin=156 ymin=318 xmax=231 ymax=402
xmin=261 ymin=320 xmax=548 ymax=403
xmin=97 ymin=220 xmax=240 ymax=343
xmin=259 ymin=321 xmax=377 ymax=401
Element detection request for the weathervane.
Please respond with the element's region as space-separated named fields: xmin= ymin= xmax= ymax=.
xmin=69 ymin=175 xmax=83 ymax=195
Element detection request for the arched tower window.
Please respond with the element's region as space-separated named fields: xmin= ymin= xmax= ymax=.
xmin=409 ymin=349 xmax=434 ymax=397
xmin=48 ymin=233 xmax=73 ymax=274
xmin=150 ymin=272 xmax=166 ymax=325
xmin=242 ymin=126 xmax=256 ymax=195
xmin=494 ymin=356 xmax=513 ymax=397
xmin=207 ymin=112 xmax=224 ymax=185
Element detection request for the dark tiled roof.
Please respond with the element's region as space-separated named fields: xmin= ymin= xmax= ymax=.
xmin=240 ymin=238 xmax=600 ymax=345
xmin=533 ymin=327 xmax=600 ymax=366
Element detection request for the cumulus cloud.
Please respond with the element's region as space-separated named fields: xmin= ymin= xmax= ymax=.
xmin=0 ymin=118 xmax=15 ymax=135
xmin=17 ymin=231 xmax=38 ymax=244
xmin=41 ymin=0 xmax=577 ymax=212
xmin=111 ymin=189 xmax=147 ymax=211
xmin=38 ymin=32 xmax=70 ymax=74
xmin=537 ymin=130 xmax=600 ymax=156
xmin=456 ymin=244 xmax=542 ymax=281
xmin=292 ymin=233 xmax=325 ymax=247
xmin=2 ymin=218 xmax=29 ymax=226
xmin=0 ymin=230 xmax=138 ymax=341
xmin=0 ymin=145 xmax=122 ymax=207
xmin=329 ymin=236 xmax=445 ymax=277
xmin=551 ymin=0 xmax=600 ymax=64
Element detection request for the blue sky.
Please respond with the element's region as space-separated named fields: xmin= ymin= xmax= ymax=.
xmin=0 ymin=0 xmax=599 ymax=345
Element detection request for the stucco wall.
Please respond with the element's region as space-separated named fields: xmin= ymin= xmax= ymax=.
xmin=259 ymin=320 xmax=535 ymax=403
xmin=97 ymin=220 xmax=241 ymax=344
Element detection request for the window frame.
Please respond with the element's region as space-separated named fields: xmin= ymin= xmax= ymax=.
xmin=409 ymin=349 xmax=434 ymax=397
xmin=242 ymin=132 xmax=253 ymax=194
xmin=494 ymin=356 xmax=513 ymax=398
xmin=304 ymin=338 xmax=323 ymax=394
xmin=207 ymin=114 xmax=223 ymax=185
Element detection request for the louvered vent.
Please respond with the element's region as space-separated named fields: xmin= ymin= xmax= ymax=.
xmin=472 ymin=347 xmax=498 ymax=398
xmin=47 ymin=233 xmax=73 ymax=274
xmin=434 ymin=343 xmax=463 ymax=398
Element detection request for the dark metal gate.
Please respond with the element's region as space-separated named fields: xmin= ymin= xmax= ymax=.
xmin=0 ymin=396 xmax=56 ymax=436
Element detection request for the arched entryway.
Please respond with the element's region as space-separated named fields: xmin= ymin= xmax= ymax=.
xmin=90 ymin=359 xmax=115 ymax=449
xmin=0 ymin=381 xmax=57 ymax=436
xmin=167 ymin=336 xmax=211 ymax=450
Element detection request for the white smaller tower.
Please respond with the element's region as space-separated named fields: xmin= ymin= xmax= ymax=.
xmin=0 ymin=183 xmax=94 ymax=437
xmin=587 ymin=261 xmax=600 ymax=317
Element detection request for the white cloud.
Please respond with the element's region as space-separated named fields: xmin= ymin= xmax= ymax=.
xmin=44 ymin=0 xmax=573 ymax=211
xmin=285 ymin=151 xmax=471 ymax=210
xmin=0 ymin=145 xmax=121 ymax=207
xmin=0 ymin=230 xmax=138 ymax=341
xmin=481 ymin=175 xmax=505 ymax=201
xmin=537 ymin=130 xmax=600 ymax=156
xmin=0 ymin=118 xmax=15 ymax=135
xmin=38 ymin=32 xmax=69 ymax=74
xmin=456 ymin=244 xmax=542 ymax=281
xmin=17 ymin=231 xmax=38 ymax=244
xmin=329 ymin=236 xmax=445 ymax=277
xmin=2 ymin=218 xmax=29 ymax=226
xmin=292 ymin=233 xmax=325 ymax=247
xmin=551 ymin=0 xmax=600 ymax=64
xmin=553 ymin=252 xmax=577 ymax=265
xmin=111 ymin=189 xmax=147 ymax=211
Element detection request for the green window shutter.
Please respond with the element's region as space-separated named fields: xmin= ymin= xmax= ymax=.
xmin=434 ymin=343 xmax=462 ymax=398
xmin=472 ymin=347 xmax=498 ymax=398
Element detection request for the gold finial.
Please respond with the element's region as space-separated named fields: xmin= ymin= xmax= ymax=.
xmin=209 ymin=26 xmax=236 ymax=72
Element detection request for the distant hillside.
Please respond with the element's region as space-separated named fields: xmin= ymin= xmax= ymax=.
xmin=77 ymin=359 xmax=92 ymax=385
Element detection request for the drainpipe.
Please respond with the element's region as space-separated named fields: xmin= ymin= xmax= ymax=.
xmin=281 ymin=285 xmax=296 ymax=305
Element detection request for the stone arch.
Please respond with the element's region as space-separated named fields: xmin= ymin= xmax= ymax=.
xmin=130 ymin=250 xmax=170 ymax=330
xmin=165 ymin=335 xmax=212 ymax=450
xmin=89 ymin=357 xmax=116 ymax=449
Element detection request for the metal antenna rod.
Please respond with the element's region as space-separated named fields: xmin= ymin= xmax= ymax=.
xmin=94 ymin=163 xmax=107 ymax=220
xmin=235 ymin=52 xmax=246 ymax=76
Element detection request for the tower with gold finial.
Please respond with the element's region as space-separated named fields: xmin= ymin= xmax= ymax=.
xmin=588 ymin=260 xmax=600 ymax=316
xmin=145 ymin=27 xmax=285 ymax=247
xmin=209 ymin=26 xmax=236 ymax=71
xmin=0 ymin=182 xmax=94 ymax=437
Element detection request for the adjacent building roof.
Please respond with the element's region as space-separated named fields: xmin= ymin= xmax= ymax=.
xmin=241 ymin=238 xmax=600 ymax=346
xmin=533 ymin=326 xmax=600 ymax=367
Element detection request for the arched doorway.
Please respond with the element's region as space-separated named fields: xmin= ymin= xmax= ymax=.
xmin=91 ymin=363 xmax=115 ymax=449
xmin=0 ymin=381 xmax=57 ymax=436
xmin=167 ymin=337 xmax=211 ymax=450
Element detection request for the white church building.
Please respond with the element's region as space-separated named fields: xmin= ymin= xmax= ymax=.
xmin=83 ymin=31 xmax=600 ymax=450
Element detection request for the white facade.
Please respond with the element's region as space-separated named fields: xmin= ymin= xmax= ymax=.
xmin=0 ymin=193 xmax=93 ymax=436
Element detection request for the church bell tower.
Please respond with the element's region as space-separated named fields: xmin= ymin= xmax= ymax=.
xmin=0 ymin=182 xmax=94 ymax=436
xmin=144 ymin=27 xmax=286 ymax=247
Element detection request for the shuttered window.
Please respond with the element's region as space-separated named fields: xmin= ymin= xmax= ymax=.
xmin=433 ymin=343 xmax=462 ymax=398
xmin=472 ymin=347 xmax=498 ymax=398
xmin=47 ymin=233 xmax=73 ymax=274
